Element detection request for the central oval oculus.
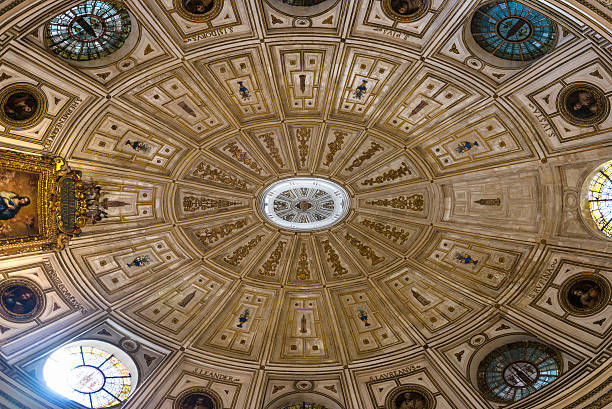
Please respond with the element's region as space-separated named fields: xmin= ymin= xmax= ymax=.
xmin=260 ymin=177 xmax=350 ymax=231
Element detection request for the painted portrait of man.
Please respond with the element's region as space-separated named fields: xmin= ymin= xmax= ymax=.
xmin=1 ymin=285 xmax=38 ymax=316
xmin=390 ymin=0 xmax=421 ymax=15
xmin=565 ymin=89 xmax=600 ymax=120
xmin=179 ymin=393 xmax=215 ymax=409
xmin=395 ymin=391 xmax=428 ymax=409
xmin=3 ymin=91 xmax=38 ymax=122
xmin=567 ymin=280 xmax=602 ymax=310
xmin=183 ymin=0 xmax=214 ymax=14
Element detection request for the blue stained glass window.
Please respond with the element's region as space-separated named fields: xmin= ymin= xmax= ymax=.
xmin=588 ymin=162 xmax=612 ymax=238
xmin=46 ymin=1 xmax=131 ymax=61
xmin=43 ymin=344 xmax=134 ymax=408
xmin=471 ymin=1 xmax=556 ymax=61
xmin=477 ymin=341 xmax=561 ymax=402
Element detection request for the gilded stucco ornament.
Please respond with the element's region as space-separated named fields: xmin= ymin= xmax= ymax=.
xmin=0 ymin=150 xmax=86 ymax=256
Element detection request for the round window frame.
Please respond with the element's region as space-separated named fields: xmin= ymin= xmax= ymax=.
xmin=44 ymin=1 xmax=140 ymax=69
xmin=464 ymin=0 xmax=558 ymax=69
xmin=579 ymin=159 xmax=612 ymax=240
xmin=42 ymin=339 xmax=139 ymax=408
xmin=473 ymin=338 xmax=562 ymax=403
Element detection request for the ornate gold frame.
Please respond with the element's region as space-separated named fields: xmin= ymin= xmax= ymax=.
xmin=0 ymin=149 xmax=86 ymax=256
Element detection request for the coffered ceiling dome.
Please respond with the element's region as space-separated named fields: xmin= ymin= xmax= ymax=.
xmin=0 ymin=0 xmax=610 ymax=409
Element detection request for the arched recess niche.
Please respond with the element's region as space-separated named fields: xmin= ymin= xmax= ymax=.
xmin=462 ymin=0 xmax=559 ymax=70
xmin=579 ymin=159 xmax=612 ymax=241
xmin=266 ymin=392 xmax=344 ymax=409
xmin=43 ymin=2 xmax=141 ymax=69
xmin=467 ymin=334 xmax=565 ymax=402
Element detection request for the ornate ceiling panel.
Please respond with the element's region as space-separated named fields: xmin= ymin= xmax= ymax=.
xmin=0 ymin=0 xmax=611 ymax=408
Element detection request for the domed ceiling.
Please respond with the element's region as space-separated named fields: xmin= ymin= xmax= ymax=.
xmin=0 ymin=0 xmax=610 ymax=408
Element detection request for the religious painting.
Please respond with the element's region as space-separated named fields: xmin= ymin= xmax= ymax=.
xmin=175 ymin=0 xmax=222 ymax=21
xmin=174 ymin=388 xmax=220 ymax=409
xmin=382 ymin=0 xmax=429 ymax=22
xmin=385 ymin=384 xmax=436 ymax=409
xmin=558 ymin=83 xmax=609 ymax=126
xmin=0 ymin=278 xmax=45 ymax=322
xmin=560 ymin=274 xmax=610 ymax=315
xmin=0 ymin=167 xmax=39 ymax=239
xmin=0 ymin=84 xmax=47 ymax=128
xmin=0 ymin=149 xmax=85 ymax=256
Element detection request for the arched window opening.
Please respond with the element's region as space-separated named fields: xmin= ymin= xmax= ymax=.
xmin=42 ymin=340 xmax=138 ymax=408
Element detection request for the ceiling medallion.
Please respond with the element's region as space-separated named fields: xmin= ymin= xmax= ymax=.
xmin=174 ymin=0 xmax=223 ymax=22
xmin=260 ymin=177 xmax=350 ymax=231
xmin=381 ymin=0 xmax=430 ymax=22
xmin=385 ymin=384 xmax=437 ymax=409
xmin=557 ymin=82 xmax=609 ymax=127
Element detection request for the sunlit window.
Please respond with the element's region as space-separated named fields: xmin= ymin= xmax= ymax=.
xmin=46 ymin=0 xmax=131 ymax=61
xmin=588 ymin=162 xmax=612 ymax=238
xmin=43 ymin=341 xmax=137 ymax=408
xmin=477 ymin=341 xmax=561 ymax=402
xmin=471 ymin=1 xmax=556 ymax=61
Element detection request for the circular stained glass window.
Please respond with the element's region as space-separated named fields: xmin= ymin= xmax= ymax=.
xmin=46 ymin=1 xmax=131 ymax=61
xmin=43 ymin=341 xmax=137 ymax=408
xmin=588 ymin=161 xmax=612 ymax=238
xmin=477 ymin=341 xmax=561 ymax=402
xmin=471 ymin=1 xmax=556 ymax=61
xmin=260 ymin=178 xmax=350 ymax=231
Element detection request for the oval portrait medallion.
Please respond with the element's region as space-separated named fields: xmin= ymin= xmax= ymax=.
xmin=382 ymin=0 xmax=430 ymax=22
xmin=174 ymin=0 xmax=223 ymax=22
xmin=559 ymin=274 xmax=610 ymax=316
xmin=558 ymin=82 xmax=609 ymax=126
xmin=174 ymin=387 xmax=222 ymax=409
xmin=385 ymin=384 xmax=436 ymax=409
xmin=0 ymin=278 xmax=45 ymax=322
xmin=0 ymin=84 xmax=47 ymax=129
